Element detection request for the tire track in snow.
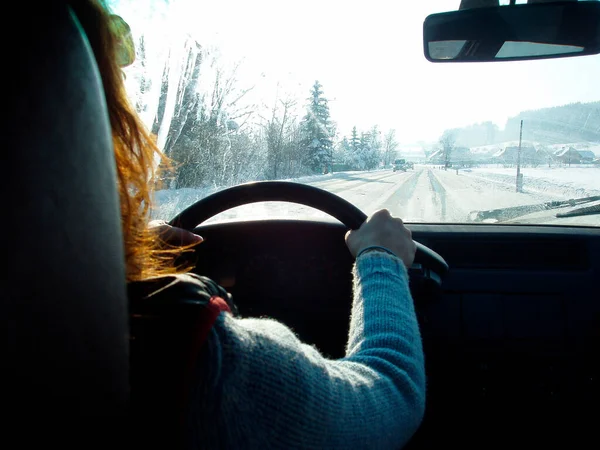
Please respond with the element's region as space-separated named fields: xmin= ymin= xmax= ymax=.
xmin=204 ymin=170 xmax=415 ymax=223
xmin=380 ymin=168 xmax=459 ymax=222
xmin=427 ymin=169 xmax=448 ymax=221
xmin=427 ymin=169 xmax=469 ymax=222
xmin=309 ymin=170 xmax=406 ymax=195
xmin=379 ymin=170 xmax=421 ymax=218
xmin=309 ymin=170 xmax=417 ymax=214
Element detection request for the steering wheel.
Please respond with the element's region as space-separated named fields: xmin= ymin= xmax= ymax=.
xmin=169 ymin=181 xmax=449 ymax=283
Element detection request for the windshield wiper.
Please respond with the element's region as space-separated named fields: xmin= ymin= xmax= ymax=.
xmin=556 ymin=202 xmax=600 ymax=218
xmin=469 ymin=195 xmax=600 ymax=223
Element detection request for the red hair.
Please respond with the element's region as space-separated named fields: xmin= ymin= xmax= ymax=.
xmin=71 ymin=0 xmax=187 ymax=281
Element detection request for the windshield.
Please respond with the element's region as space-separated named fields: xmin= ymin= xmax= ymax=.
xmin=110 ymin=0 xmax=600 ymax=226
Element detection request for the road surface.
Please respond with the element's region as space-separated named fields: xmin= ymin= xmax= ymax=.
xmin=304 ymin=167 xmax=580 ymax=222
xmin=155 ymin=166 xmax=600 ymax=226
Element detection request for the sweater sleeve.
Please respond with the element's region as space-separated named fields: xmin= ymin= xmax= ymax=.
xmin=187 ymin=252 xmax=425 ymax=450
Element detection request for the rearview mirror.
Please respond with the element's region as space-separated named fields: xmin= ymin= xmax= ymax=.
xmin=423 ymin=1 xmax=600 ymax=62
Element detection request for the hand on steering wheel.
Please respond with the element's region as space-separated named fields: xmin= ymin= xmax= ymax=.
xmin=149 ymin=219 xmax=203 ymax=247
xmin=346 ymin=209 xmax=417 ymax=268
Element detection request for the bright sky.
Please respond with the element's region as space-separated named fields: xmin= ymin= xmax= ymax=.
xmin=112 ymin=0 xmax=600 ymax=145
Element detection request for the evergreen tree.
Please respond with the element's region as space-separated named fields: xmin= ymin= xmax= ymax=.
xmin=349 ymin=126 xmax=360 ymax=152
xmin=300 ymin=81 xmax=334 ymax=173
xmin=366 ymin=125 xmax=382 ymax=169
xmin=333 ymin=137 xmax=352 ymax=168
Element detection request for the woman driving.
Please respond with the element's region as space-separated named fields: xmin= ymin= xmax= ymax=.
xmin=73 ymin=1 xmax=426 ymax=448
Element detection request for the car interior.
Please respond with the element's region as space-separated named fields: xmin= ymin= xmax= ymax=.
xmin=2 ymin=1 xmax=598 ymax=449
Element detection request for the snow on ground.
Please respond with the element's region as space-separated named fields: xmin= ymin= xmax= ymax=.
xmin=152 ymin=170 xmax=377 ymax=222
xmin=153 ymin=169 xmax=415 ymax=224
xmin=428 ymin=167 xmax=559 ymax=220
xmin=153 ymin=165 xmax=600 ymax=226
xmin=153 ymin=186 xmax=217 ymax=220
xmin=463 ymin=166 xmax=600 ymax=199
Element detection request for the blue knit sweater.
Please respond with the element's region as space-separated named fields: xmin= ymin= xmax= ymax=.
xmin=187 ymin=251 xmax=425 ymax=449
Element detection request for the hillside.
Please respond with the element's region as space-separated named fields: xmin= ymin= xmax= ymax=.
xmin=450 ymin=101 xmax=600 ymax=147
xmin=503 ymin=102 xmax=600 ymax=144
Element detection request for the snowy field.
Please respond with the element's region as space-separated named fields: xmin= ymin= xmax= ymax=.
xmin=462 ymin=167 xmax=599 ymax=199
xmin=153 ymin=165 xmax=600 ymax=226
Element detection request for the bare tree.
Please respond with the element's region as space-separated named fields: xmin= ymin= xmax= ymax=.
xmin=439 ymin=130 xmax=456 ymax=170
xmin=157 ymin=39 xmax=203 ymax=157
xmin=264 ymin=98 xmax=298 ymax=179
xmin=383 ymin=129 xmax=399 ymax=166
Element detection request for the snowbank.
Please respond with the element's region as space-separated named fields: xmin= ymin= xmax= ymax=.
xmin=466 ymin=167 xmax=600 ymax=198
xmin=151 ymin=171 xmax=350 ymax=222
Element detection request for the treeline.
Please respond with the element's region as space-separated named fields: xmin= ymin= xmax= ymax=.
xmin=159 ymin=77 xmax=341 ymax=189
xmin=130 ymin=37 xmax=397 ymax=189
xmin=335 ymin=127 xmax=399 ymax=171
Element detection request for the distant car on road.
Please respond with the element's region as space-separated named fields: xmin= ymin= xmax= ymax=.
xmin=393 ymin=159 xmax=412 ymax=171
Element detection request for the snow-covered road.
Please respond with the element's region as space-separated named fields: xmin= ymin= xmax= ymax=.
xmin=307 ymin=167 xmax=596 ymax=223
xmin=154 ymin=166 xmax=600 ymax=226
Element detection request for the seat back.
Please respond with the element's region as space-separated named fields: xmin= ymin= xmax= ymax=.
xmin=1 ymin=2 xmax=129 ymax=446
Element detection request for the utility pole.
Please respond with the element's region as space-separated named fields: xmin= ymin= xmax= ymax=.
xmin=516 ymin=119 xmax=523 ymax=193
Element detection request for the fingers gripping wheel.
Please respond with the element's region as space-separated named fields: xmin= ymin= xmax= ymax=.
xmin=169 ymin=181 xmax=449 ymax=288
